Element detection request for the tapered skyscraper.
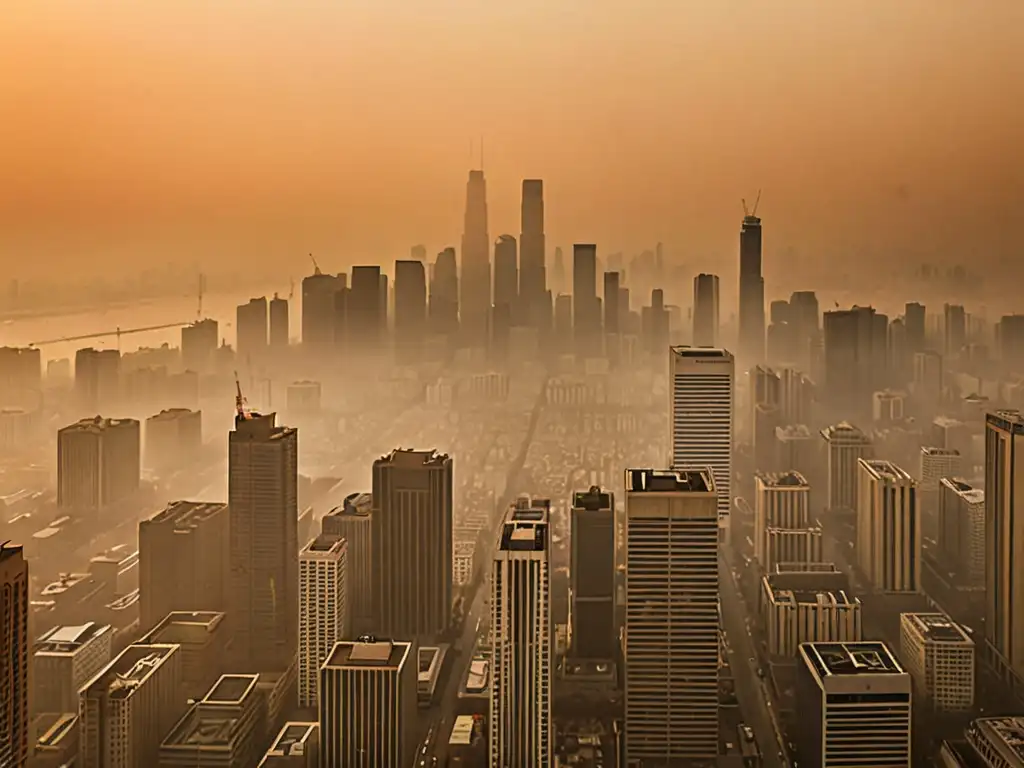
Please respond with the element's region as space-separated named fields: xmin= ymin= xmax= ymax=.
xmin=519 ymin=179 xmax=547 ymax=326
xmin=739 ymin=208 xmax=765 ymax=363
xmin=460 ymin=169 xmax=490 ymax=344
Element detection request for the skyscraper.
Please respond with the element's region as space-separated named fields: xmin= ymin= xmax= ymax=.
xmin=602 ymin=271 xmax=620 ymax=336
xmin=984 ymin=410 xmax=1024 ymax=690
xmin=269 ymin=294 xmax=290 ymax=348
xmin=821 ymin=422 xmax=874 ymax=512
xmin=0 ymin=544 xmax=29 ymax=768
xmin=823 ymin=306 xmax=888 ymax=418
xmin=322 ymin=493 xmax=374 ymax=634
xmin=348 ymin=266 xmax=383 ymax=349
xmin=429 ymin=248 xmax=459 ymax=337
xmin=692 ymin=273 xmax=720 ymax=347
xmin=572 ymin=244 xmax=599 ymax=355
xmin=460 ymin=169 xmax=490 ymax=343
xmin=519 ymin=179 xmax=547 ymax=326
xmin=490 ymin=497 xmax=552 ymax=768
xmin=298 ymin=533 xmax=348 ymax=709
xmin=856 ymin=460 xmax=919 ymax=593
xmin=739 ymin=208 xmax=765 ymax=363
xmin=236 ymin=297 xmax=269 ymax=362
xmin=569 ymin=486 xmax=616 ymax=660
xmin=669 ymin=346 xmax=734 ymax=524
xmin=371 ymin=449 xmax=453 ymax=639
xmin=58 ymin=416 xmax=141 ymax=512
xmin=624 ymin=468 xmax=719 ymax=764
xmin=493 ymin=235 xmax=519 ymax=320
xmin=301 ymin=269 xmax=341 ymax=348
xmin=393 ymin=259 xmax=427 ymax=359
xmin=228 ymin=412 xmax=298 ymax=672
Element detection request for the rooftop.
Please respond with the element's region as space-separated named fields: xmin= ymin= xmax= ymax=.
xmin=148 ymin=408 xmax=199 ymax=421
xmin=987 ymin=410 xmax=1024 ymax=435
xmin=499 ymin=499 xmax=549 ymax=552
xmin=625 ymin=467 xmax=715 ymax=494
xmin=59 ymin=416 xmax=139 ymax=434
xmin=903 ymin=613 xmax=973 ymax=644
xmin=82 ymin=643 xmax=177 ymax=700
xmin=35 ymin=713 xmax=77 ymax=749
xmin=802 ymin=641 xmax=904 ymax=678
xmin=860 ymin=459 xmax=914 ymax=483
xmin=572 ymin=486 xmax=613 ymax=511
xmin=776 ymin=424 xmax=812 ymax=440
xmin=449 ymin=715 xmax=481 ymax=747
xmin=266 ymin=722 xmax=318 ymax=756
xmin=301 ymin=533 xmax=345 ymax=555
xmin=39 ymin=572 xmax=90 ymax=596
xmin=940 ymin=477 xmax=985 ymax=504
xmin=145 ymin=500 xmax=227 ymax=529
xmin=329 ymin=492 xmax=372 ymax=517
xmin=922 ymin=446 xmax=961 ymax=457
xmin=757 ymin=471 xmax=809 ymax=489
xmin=204 ymin=674 xmax=259 ymax=704
xmin=821 ymin=421 xmax=870 ymax=441
xmin=143 ymin=611 xmax=224 ymax=644
xmin=971 ymin=717 xmax=1024 ymax=764
xmin=325 ymin=639 xmax=410 ymax=670
xmin=670 ymin=345 xmax=733 ymax=359
xmin=770 ymin=585 xmax=857 ymax=607
xmin=36 ymin=622 xmax=111 ymax=654
xmin=376 ymin=448 xmax=451 ymax=468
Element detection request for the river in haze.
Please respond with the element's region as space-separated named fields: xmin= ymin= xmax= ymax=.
xmin=0 ymin=289 xmax=289 ymax=365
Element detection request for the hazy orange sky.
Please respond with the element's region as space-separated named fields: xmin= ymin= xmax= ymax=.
xmin=1 ymin=1 xmax=1020 ymax=283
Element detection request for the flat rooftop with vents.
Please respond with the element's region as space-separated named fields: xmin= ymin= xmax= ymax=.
xmin=625 ymin=467 xmax=715 ymax=494
xmin=264 ymin=722 xmax=319 ymax=759
xmin=35 ymin=621 xmax=111 ymax=654
xmin=325 ymin=639 xmax=411 ymax=670
xmin=145 ymin=500 xmax=227 ymax=528
xmin=162 ymin=675 xmax=260 ymax=749
xmin=142 ymin=611 xmax=224 ymax=643
xmin=802 ymin=641 xmax=904 ymax=679
xmin=81 ymin=643 xmax=178 ymax=700
xmin=860 ymin=459 xmax=913 ymax=483
xmin=757 ymin=471 xmax=809 ymax=488
xmin=968 ymin=717 xmax=1024 ymax=765
xmin=902 ymin=613 xmax=972 ymax=644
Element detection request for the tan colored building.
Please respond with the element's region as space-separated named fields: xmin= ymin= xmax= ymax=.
xmin=57 ymin=416 xmax=140 ymax=512
xmin=899 ymin=612 xmax=974 ymax=711
xmin=856 ymin=459 xmax=920 ymax=593
xmin=0 ymin=544 xmax=29 ymax=768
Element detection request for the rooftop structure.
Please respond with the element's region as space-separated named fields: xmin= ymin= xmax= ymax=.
xmin=205 ymin=674 xmax=259 ymax=705
xmin=376 ymin=448 xmax=451 ymax=468
xmin=940 ymin=477 xmax=985 ymax=505
xmin=921 ymin=446 xmax=961 ymax=458
xmin=60 ymin=416 xmax=138 ymax=435
xmin=263 ymin=721 xmax=319 ymax=758
xmin=902 ymin=612 xmax=972 ymax=643
xmin=624 ymin=467 xmax=715 ymax=494
xmin=81 ymin=643 xmax=178 ymax=700
xmin=757 ymin=470 xmax=809 ymax=488
xmin=143 ymin=611 xmax=224 ymax=641
xmin=302 ymin=533 xmax=345 ymax=554
xmin=802 ymin=641 xmax=904 ymax=678
xmin=39 ymin=572 xmax=90 ymax=597
xmin=35 ymin=622 xmax=111 ymax=654
xmin=860 ymin=459 xmax=914 ymax=482
xmin=325 ymin=638 xmax=409 ymax=669
xmin=967 ymin=717 xmax=1024 ymax=766
xmin=145 ymin=500 xmax=227 ymax=528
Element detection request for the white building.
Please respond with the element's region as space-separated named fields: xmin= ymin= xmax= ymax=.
xmin=820 ymin=422 xmax=873 ymax=512
xmin=760 ymin=569 xmax=861 ymax=658
xmin=669 ymin=347 xmax=733 ymax=528
xmin=490 ymin=497 xmax=552 ymax=768
xmin=33 ymin=622 xmax=113 ymax=714
xmin=754 ymin=471 xmax=811 ymax=569
xmin=857 ymin=459 xmax=920 ymax=593
xmin=937 ymin=478 xmax=985 ymax=587
xmin=796 ymin=641 xmax=912 ymax=768
xmin=899 ymin=612 xmax=975 ymax=711
xmin=624 ymin=468 xmax=719 ymax=764
xmin=298 ymin=533 xmax=348 ymax=709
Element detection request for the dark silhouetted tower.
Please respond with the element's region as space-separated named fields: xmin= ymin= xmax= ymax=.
xmin=573 ymin=244 xmax=599 ymax=355
xmin=519 ymin=180 xmax=547 ymax=326
xmin=603 ymin=272 xmax=620 ymax=335
xmin=693 ymin=273 xmax=720 ymax=347
xmin=269 ymin=294 xmax=289 ymax=348
xmin=460 ymin=170 xmax=490 ymax=344
xmin=429 ymin=248 xmax=459 ymax=336
xmin=904 ymin=302 xmax=926 ymax=352
xmin=739 ymin=209 xmax=765 ymax=363
xmin=237 ymin=297 xmax=269 ymax=362
xmin=493 ymin=235 xmax=519 ymax=318
xmin=348 ymin=266 xmax=383 ymax=349
xmin=394 ymin=259 xmax=427 ymax=359
xmin=302 ymin=271 xmax=341 ymax=348
xmin=0 ymin=544 xmax=29 ymax=768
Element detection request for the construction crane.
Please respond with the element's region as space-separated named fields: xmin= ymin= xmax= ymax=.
xmin=309 ymin=253 xmax=322 ymax=276
xmin=28 ymin=321 xmax=191 ymax=347
xmin=196 ymin=273 xmax=207 ymax=319
xmin=234 ymin=370 xmax=252 ymax=421
xmin=742 ymin=189 xmax=762 ymax=219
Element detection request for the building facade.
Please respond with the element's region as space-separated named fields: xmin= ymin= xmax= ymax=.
xmin=298 ymin=534 xmax=349 ymax=709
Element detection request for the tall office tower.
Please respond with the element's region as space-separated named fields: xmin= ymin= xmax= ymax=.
xmin=0 ymin=346 xmax=41 ymax=409
xmin=319 ymin=639 xmax=416 ymax=768
xmin=602 ymin=271 xmax=620 ymax=335
xmin=57 ymin=416 xmax=141 ymax=512
xmin=553 ymin=294 xmax=573 ymax=352
xmin=996 ymin=313 xmax=1024 ymax=364
xmin=754 ymin=471 xmax=811 ymax=568
xmin=0 ymin=544 xmax=28 ymax=768
xmin=821 ymin=422 xmax=874 ymax=512
xmin=918 ymin=447 xmax=961 ymax=532
xmin=984 ymin=410 xmax=1024 ymax=689
xmin=944 ymin=303 xmax=967 ymax=357
xmin=669 ymin=346 xmax=734 ymax=523
xmin=74 ymin=347 xmax=121 ymax=412
xmin=236 ymin=297 xmax=269 ymax=361
xmin=624 ymin=468 xmax=719 ymax=764
xmin=332 ymin=275 xmax=349 ymax=351
xmin=761 ymin=565 xmax=862 ymax=657
xmin=779 ymin=367 xmax=814 ymax=425
xmin=751 ymin=364 xmax=782 ymax=429
xmin=856 ymin=459 xmax=920 ymax=593
xmin=322 ymin=492 xmax=374 ymax=633
xmin=569 ymin=487 xmax=615 ymax=660
xmin=642 ymin=289 xmax=670 ymax=356
xmin=795 ymin=641 xmax=912 ymax=768
xmin=886 ymin=317 xmax=910 ymax=385
xmin=572 ymin=244 xmax=599 ymax=355
xmin=738 ymin=208 xmax=765 ymax=363
xmin=493 ymin=235 xmax=519 ymax=321
xmin=262 ymin=721 xmax=320 ymax=766
xmin=937 ymin=478 xmax=985 ymax=588
xmin=301 ymin=269 xmax=341 ymax=348
xmin=429 ymin=247 xmax=459 ymax=336
xmin=181 ymin=318 xmax=219 ymax=373
xmin=33 ymin=622 xmax=113 ymax=713
xmin=789 ymin=290 xmax=821 ymax=368
xmin=459 ymin=169 xmax=491 ymax=343
xmin=905 ymin=301 xmax=926 ymax=352
xmin=298 ymin=533 xmax=349 ymax=709
xmin=379 ymin=272 xmax=390 ymax=331
xmin=229 ymin=412 xmax=298 ymax=672
xmin=269 ymin=293 xmax=289 ymax=348
xmin=347 ymin=265 xmax=383 ymax=348
xmin=912 ymin=349 xmax=945 ymax=404
xmin=393 ymin=259 xmax=427 ymax=359
xmin=692 ymin=273 xmax=720 ymax=347
xmin=519 ymin=179 xmax=547 ymax=327
xmin=823 ymin=306 xmax=887 ymax=418
xmin=491 ymin=497 xmax=552 ymax=768
xmin=371 ymin=449 xmax=453 ymax=639
xmin=899 ymin=612 xmax=975 ymax=711
xmin=552 ymin=245 xmax=565 ymax=295
xmin=138 ymin=501 xmax=229 ymax=632
xmin=78 ymin=643 xmax=183 ymax=768
xmin=144 ymin=407 xmax=202 ymax=471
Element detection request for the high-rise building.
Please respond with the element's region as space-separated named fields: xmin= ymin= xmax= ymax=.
xmin=572 ymin=244 xmax=599 ymax=356
xmin=139 ymin=611 xmax=228 ymax=703
xmin=348 ymin=266 xmax=383 ymax=348
xmin=944 ymin=303 xmax=967 ymax=357
xmin=78 ymin=643 xmax=183 ymax=768
xmin=429 ymin=248 xmax=459 ymax=336
xmin=228 ymin=412 xmax=298 ymax=672
xmin=669 ymin=346 xmax=734 ymax=524
xmin=33 ymin=622 xmax=114 ymax=714
xmin=820 ymin=422 xmax=873 ymax=512
xmin=856 ymin=459 xmax=919 ymax=593
xmin=519 ymin=179 xmax=547 ymax=327
xmin=321 ymin=493 xmax=374 ymax=633
xmin=754 ymin=471 xmax=811 ymax=569
xmin=371 ymin=449 xmax=452 ymax=639
xmin=984 ymin=410 xmax=1024 ymax=690
xmin=460 ymin=169 xmax=491 ymax=344
xmin=73 ymin=347 xmax=121 ymax=412
xmin=260 ymin=722 xmax=320 ymax=767
xmin=0 ymin=544 xmax=29 ymax=768
xmin=624 ymin=468 xmax=719 ymax=764
xmin=823 ymin=306 xmax=887 ymax=418
xmin=937 ymin=478 xmax=985 ymax=588
xmin=569 ymin=486 xmax=615 ymax=660
xmin=738 ymin=209 xmax=765 ymax=363
xmin=904 ymin=302 xmax=926 ymax=352
xmin=0 ymin=346 xmax=41 ymax=410
xmin=393 ymin=259 xmax=427 ymax=359
xmin=57 ymin=416 xmax=141 ymax=512
xmin=298 ymin=533 xmax=349 ymax=709
xmin=795 ymin=641 xmax=912 ymax=768
xmin=236 ymin=297 xmax=269 ymax=361
xmin=493 ymin=235 xmax=519 ymax=321
xmin=918 ymin=447 xmax=962 ymax=532
xmin=144 ymin=407 xmax=202 ymax=472
xmin=490 ymin=497 xmax=552 ymax=768
xmin=181 ymin=319 xmax=219 ymax=373
xmin=761 ymin=565 xmax=861 ymax=657
xmin=692 ymin=273 xmax=720 ymax=348
xmin=138 ymin=501 xmax=229 ymax=632
xmin=269 ymin=293 xmax=290 ymax=348
xmin=319 ymin=639 xmax=416 ymax=768
xmin=301 ymin=269 xmax=341 ymax=348
xmin=602 ymin=271 xmax=620 ymax=336
xmin=899 ymin=612 xmax=975 ymax=711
